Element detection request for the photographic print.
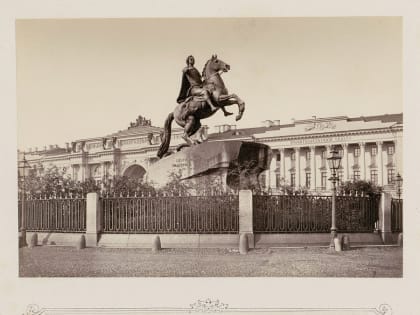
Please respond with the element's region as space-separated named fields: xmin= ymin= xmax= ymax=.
xmin=2 ymin=1 xmax=419 ymax=314
xmin=16 ymin=17 xmax=403 ymax=278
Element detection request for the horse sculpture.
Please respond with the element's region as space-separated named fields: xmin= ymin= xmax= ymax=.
xmin=157 ymin=55 xmax=245 ymax=158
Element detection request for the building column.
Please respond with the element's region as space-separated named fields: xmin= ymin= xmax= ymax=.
xmin=81 ymin=164 xmax=86 ymax=182
xmin=295 ymin=147 xmax=301 ymax=187
xmin=310 ymin=146 xmax=316 ymax=190
xmin=280 ymin=148 xmax=286 ymax=182
xmin=394 ymin=136 xmax=403 ymax=178
xmin=269 ymin=153 xmax=277 ymax=189
xmin=72 ymin=165 xmax=78 ymax=181
xmin=101 ymin=162 xmax=106 ymax=179
xmin=360 ymin=142 xmax=366 ymax=181
xmin=342 ymin=144 xmax=349 ymax=181
xmin=325 ymin=145 xmax=332 ymax=190
xmin=377 ymin=141 xmax=383 ymax=186
xmin=264 ymin=170 xmax=270 ymax=190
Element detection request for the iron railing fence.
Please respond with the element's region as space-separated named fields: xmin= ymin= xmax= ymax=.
xmin=391 ymin=198 xmax=403 ymax=233
xmin=101 ymin=194 xmax=239 ymax=234
xmin=253 ymin=194 xmax=379 ymax=233
xmin=20 ymin=196 xmax=86 ymax=232
xmin=335 ymin=196 xmax=379 ymax=232
xmin=253 ymin=195 xmax=331 ymax=233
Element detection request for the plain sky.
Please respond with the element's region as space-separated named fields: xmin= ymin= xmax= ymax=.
xmin=16 ymin=17 xmax=402 ymax=149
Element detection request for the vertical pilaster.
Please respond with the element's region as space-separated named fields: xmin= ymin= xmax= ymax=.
xmin=86 ymin=192 xmax=102 ymax=247
xmin=239 ymin=190 xmax=254 ymax=248
xmin=379 ymin=192 xmax=393 ymax=244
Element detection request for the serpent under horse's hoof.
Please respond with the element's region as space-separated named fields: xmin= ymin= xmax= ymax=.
xmin=176 ymin=143 xmax=191 ymax=152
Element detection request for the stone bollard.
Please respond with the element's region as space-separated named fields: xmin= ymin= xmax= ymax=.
xmin=239 ymin=233 xmax=249 ymax=255
xmin=397 ymin=233 xmax=403 ymax=247
xmin=19 ymin=230 xmax=27 ymax=248
xmin=342 ymin=235 xmax=350 ymax=251
xmin=76 ymin=235 xmax=86 ymax=250
xmin=334 ymin=237 xmax=342 ymax=252
xmin=28 ymin=233 xmax=38 ymax=248
xmin=152 ymin=235 xmax=161 ymax=252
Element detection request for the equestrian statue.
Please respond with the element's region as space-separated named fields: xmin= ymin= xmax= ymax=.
xmin=157 ymin=54 xmax=245 ymax=158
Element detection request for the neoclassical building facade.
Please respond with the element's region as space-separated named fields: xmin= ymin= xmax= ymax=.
xmin=210 ymin=114 xmax=402 ymax=194
xmin=19 ymin=113 xmax=403 ymax=195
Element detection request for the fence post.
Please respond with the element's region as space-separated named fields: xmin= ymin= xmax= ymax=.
xmin=378 ymin=192 xmax=392 ymax=244
xmin=239 ymin=190 xmax=254 ymax=249
xmin=86 ymin=192 xmax=101 ymax=247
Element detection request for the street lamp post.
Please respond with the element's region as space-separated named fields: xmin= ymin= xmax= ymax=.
xmin=327 ymin=148 xmax=342 ymax=248
xmin=395 ymin=173 xmax=403 ymax=199
xmin=18 ymin=154 xmax=31 ymax=246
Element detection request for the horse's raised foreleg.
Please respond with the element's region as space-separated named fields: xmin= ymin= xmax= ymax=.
xmin=218 ymin=94 xmax=245 ymax=121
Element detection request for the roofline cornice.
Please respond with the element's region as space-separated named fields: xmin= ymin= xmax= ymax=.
xmin=257 ymin=126 xmax=403 ymax=142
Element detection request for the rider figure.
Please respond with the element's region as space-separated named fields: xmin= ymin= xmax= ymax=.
xmin=177 ymin=55 xmax=232 ymax=116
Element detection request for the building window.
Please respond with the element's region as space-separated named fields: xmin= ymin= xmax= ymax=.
xmin=338 ymin=149 xmax=344 ymax=157
xmin=387 ymin=146 xmax=395 ymax=155
xmin=321 ymin=150 xmax=327 ymax=167
xmin=353 ymin=170 xmax=360 ymax=181
xmin=321 ymin=172 xmax=327 ymax=189
xmin=371 ymin=147 xmax=377 ymax=156
xmin=290 ymin=173 xmax=296 ymax=187
xmin=388 ymin=169 xmax=395 ymax=184
xmin=354 ymin=148 xmax=360 ymax=157
xmin=275 ymin=173 xmax=281 ymax=188
xmin=305 ymin=173 xmax=311 ymax=188
xmin=291 ymin=152 xmax=296 ymax=161
xmin=276 ymin=153 xmax=281 ymax=161
xmin=306 ymin=151 xmax=311 ymax=161
xmin=370 ymin=170 xmax=378 ymax=185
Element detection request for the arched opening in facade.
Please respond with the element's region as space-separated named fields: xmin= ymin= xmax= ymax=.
xmin=123 ymin=164 xmax=146 ymax=180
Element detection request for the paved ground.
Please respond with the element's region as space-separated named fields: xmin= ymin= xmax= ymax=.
xmin=19 ymin=245 xmax=402 ymax=277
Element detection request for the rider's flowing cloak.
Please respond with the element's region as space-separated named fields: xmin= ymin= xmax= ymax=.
xmin=177 ymin=67 xmax=203 ymax=104
xmin=176 ymin=71 xmax=191 ymax=104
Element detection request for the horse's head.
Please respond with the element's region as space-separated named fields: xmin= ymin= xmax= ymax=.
xmin=203 ymin=54 xmax=230 ymax=78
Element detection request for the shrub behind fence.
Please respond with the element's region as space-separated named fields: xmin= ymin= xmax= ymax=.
xmin=101 ymin=194 xmax=239 ymax=234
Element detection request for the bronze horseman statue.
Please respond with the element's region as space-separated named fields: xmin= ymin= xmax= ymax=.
xmin=157 ymin=54 xmax=245 ymax=158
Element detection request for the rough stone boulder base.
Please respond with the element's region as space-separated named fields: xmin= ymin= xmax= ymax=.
xmin=147 ymin=140 xmax=271 ymax=190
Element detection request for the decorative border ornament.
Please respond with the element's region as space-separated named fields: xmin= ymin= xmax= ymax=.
xmin=190 ymin=299 xmax=228 ymax=312
xmin=21 ymin=302 xmax=392 ymax=314
xmin=376 ymin=304 xmax=392 ymax=315
xmin=23 ymin=304 xmax=42 ymax=315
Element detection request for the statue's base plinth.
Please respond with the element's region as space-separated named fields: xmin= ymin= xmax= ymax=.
xmin=146 ymin=140 xmax=272 ymax=190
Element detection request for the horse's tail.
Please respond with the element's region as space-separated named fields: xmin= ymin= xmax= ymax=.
xmin=157 ymin=112 xmax=174 ymax=159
